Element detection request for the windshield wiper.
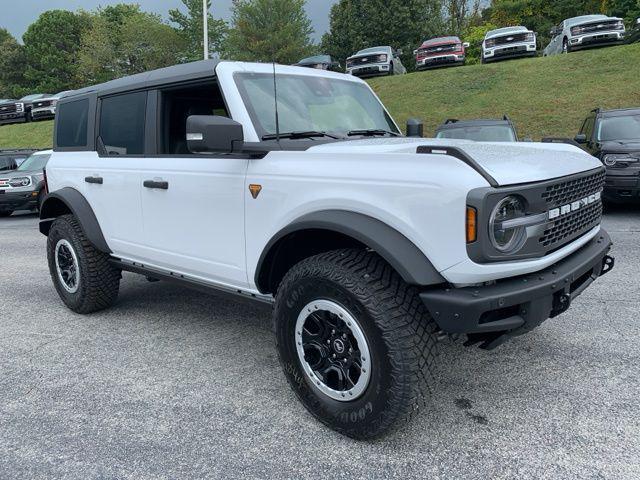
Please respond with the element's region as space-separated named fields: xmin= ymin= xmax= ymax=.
xmin=262 ymin=130 xmax=342 ymax=140
xmin=347 ymin=129 xmax=400 ymax=137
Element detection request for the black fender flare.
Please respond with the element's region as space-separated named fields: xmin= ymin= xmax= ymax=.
xmin=39 ymin=187 xmax=111 ymax=253
xmin=255 ymin=210 xmax=445 ymax=291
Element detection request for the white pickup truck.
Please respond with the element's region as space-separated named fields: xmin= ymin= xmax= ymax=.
xmin=39 ymin=60 xmax=614 ymax=439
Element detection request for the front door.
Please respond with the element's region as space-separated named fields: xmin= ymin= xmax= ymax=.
xmin=137 ymin=155 xmax=248 ymax=287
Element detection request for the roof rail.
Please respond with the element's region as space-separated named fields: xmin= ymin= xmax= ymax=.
xmin=443 ymin=118 xmax=459 ymax=124
xmin=591 ymin=107 xmax=601 ymax=114
xmin=503 ymin=114 xmax=511 ymax=122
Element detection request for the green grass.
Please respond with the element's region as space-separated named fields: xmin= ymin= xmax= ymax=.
xmin=2 ymin=44 xmax=639 ymax=148
xmin=368 ymin=43 xmax=640 ymax=140
xmin=0 ymin=120 xmax=54 ymax=149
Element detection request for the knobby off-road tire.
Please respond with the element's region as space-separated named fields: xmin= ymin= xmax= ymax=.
xmin=274 ymin=249 xmax=439 ymax=439
xmin=47 ymin=214 xmax=120 ymax=314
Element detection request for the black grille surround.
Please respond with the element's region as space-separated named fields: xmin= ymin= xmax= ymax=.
xmin=466 ymin=167 xmax=605 ymax=263
xmin=578 ymin=21 xmax=621 ymax=34
xmin=494 ymin=33 xmax=528 ymax=45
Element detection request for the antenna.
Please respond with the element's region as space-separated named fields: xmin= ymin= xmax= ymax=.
xmin=272 ymin=60 xmax=280 ymax=142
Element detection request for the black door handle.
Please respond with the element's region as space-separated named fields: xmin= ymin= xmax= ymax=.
xmin=143 ymin=180 xmax=169 ymax=190
xmin=85 ymin=176 xmax=103 ymax=184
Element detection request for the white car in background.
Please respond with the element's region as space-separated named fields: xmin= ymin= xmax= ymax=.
xmin=30 ymin=90 xmax=74 ymax=121
xmin=544 ymin=14 xmax=625 ymax=55
xmin=482 ymin=26 xmax=537 ymax=63
xmin=346 ymin=46 xmax=406 ymax=78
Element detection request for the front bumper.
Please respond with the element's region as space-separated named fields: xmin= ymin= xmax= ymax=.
xmin=347 ymin=63 xmax=390 ymax=77
xmin=420 ymin=229 xmax=613 ymax=349
xmin=569 ymin=31 xmax=624 ymax=49
xmin=483 ymin=42 xmax=537 ymax=61
xmin=0 ymin=190 xmax=39 ymax=211
xmin=604 ymin=172 xmax=640 ymax=202
xmin=31 ymin=106 xmax=56 ymax=120
xmin=417 ymin=54 xmax=464 ymax=69
xmin=0 ymin=113 xmax=27 ymax=125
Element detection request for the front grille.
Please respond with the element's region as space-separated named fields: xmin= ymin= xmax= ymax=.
xmin=349 ymin=55 xmax=381 ymax=67
xmin=0 ymin=104 xmax=17 ymax=114
xmin=540 ymin=201 xmax=602 ymax=248
xmin=423 ymin=44 xmax=457 ymax=54
xmin=33 ymin=100 xmax=52 ymax=108
xmin=580 ymin=21 xmax=620 ymax=34
xmin=494 ymin=33 xmax=528 ymax=45
xmin=0 ymin=179 xmax=9 ymax=187
xmin=541 ymin=170 xmax=606 ymax=207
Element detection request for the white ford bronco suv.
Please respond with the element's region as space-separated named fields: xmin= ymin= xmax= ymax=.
xmin=40 ymin=60 xmax=614 ymax=439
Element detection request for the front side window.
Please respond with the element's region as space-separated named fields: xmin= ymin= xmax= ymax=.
xmin=597 ymin=114 xmax=640 ymax=141
xmin=56 ymin=99 xmax=89 ymax=148
xmin=436 ymin=125 xmax=517 ymax=142
xmin=234 ymin=72 xmax=398 ymax=139
xmin=99 ymin=92 xmax=146 ymax=155
xmin=0 ymin=157 xmax=17 ymax=171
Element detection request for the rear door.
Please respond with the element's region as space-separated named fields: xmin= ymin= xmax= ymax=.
xmin=82 ymin=91 xmax=146 ymax=257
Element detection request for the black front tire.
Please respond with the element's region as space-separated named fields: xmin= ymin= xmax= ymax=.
xmin=47 ymin=214 xmax=120 ymax=313
xmin=274 ymin=249 xmax=438 ymax=439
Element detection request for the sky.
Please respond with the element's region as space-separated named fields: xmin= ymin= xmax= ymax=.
xmin=2 ymin=0 xmax=339 ymax=42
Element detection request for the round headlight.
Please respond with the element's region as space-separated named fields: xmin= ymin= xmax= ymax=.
xmin=603 ymin=154 xmax=618 ymax=167
xmin=489 ymin=196 xmax=527 ymax=253
xmin=9 ymin=177 xmax=31 ymax=188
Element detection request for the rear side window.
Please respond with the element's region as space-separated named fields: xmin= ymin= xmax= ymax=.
xmin=99 ymin=92 xmax=146 ymax=155
xmin=57 ymin=99 xmax=89 ymax=148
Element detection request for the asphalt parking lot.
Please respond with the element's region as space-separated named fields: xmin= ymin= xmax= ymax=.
xmin=1 ymin=209 xmax=639 ymax=479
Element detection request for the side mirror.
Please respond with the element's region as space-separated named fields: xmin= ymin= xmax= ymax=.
xmin=413 ymin=49 xmax=418 ymax=55
xmin=522 ymin=137 xmax=533 ymax=142
xmin=462 ymin=42 xmax=470 ymax=48
xmin=574 ymin=133 xmax=587 ymax=144
xmin=550 ymin=29 xmax=556 ymax=36
xmin=187 ymin=115 xmax=244 ymax=154
xmin=406 ymin=118 xmax=424 ymax=138
xmin=396 ymin=49 xmax=403 ymax=56
xmin=636 ymin=17 xmax=640 ymax=25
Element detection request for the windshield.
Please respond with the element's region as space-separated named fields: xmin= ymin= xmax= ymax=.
xmin=0 ymin=157 xmax=18 ymax=171
xmin=356 ymin=47 xmax=390 ymax=55
xmin=597 ymin=115 xmax=640 ymax=141
xmin=234 ymin=72 xmax=399 ymax=138
xmin=18 ymin=153 xmax=50 ymax=171
xmin=300 ymin=55 xmax=331 ymax=64
xmin=437 ymin=125 xmax=517 ymax=142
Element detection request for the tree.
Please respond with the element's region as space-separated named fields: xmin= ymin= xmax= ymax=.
xmin=321 ymin=0 xmax=444 ymax=71
xmin=169 ymin=0 xmax=228 ymax=61
xmin=22 ymin=10 xmax=92 ymax=93
xmin=78 ymin=6 xmax=187 ymax=85
xmin=0 ymin=30 xmax=28 ymax=98
xmin=222 ymin=0 xmax=315 ymax=63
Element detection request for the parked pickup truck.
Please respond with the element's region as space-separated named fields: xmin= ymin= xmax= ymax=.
xmin=544 ymin=14 xmax=625 ymax=55
xmin=39 ymin=60 xmax=614 ymax=439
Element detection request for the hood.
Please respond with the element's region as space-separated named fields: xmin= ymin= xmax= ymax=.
xmin=0 ymin=167 xmax=42 ymax=178
xmin=306 ymin=138 xmax=602 ymax=186
xmin=485 ymin=27 xmax=530 ymax=40
xmin=348 ymin=49 xmax=389 ymax=60
xmin=572 ymin=16 xmax=622 ymax=27
xmin=599 ymin=140 xmax=640 ymax=153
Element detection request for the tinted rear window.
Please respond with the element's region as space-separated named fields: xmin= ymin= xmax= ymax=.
xmin=56 ymin=99 xmax=89 ymax=148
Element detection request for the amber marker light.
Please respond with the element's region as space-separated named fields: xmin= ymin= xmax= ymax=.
xmin=466 ymin=206 xmax=477 ymax=243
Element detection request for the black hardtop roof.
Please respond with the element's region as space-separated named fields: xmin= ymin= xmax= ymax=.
xmin=0 ymin=148 xmax=37 ymax=154
xmin=436 ymin=117 xmax=513 ymax=130
xmin=64 ymin=59 xmax=221 ymax=99
xmin=595 ymin=107 xmax=640 ymax=117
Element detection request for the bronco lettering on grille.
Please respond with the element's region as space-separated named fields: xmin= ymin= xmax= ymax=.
xmin=548 ymin=191 xmax=601 ymax=220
